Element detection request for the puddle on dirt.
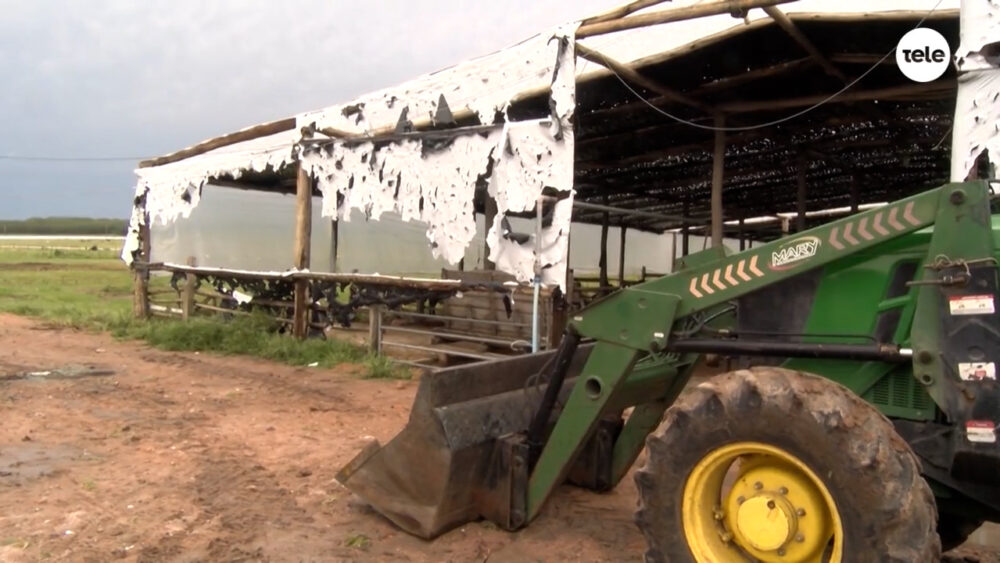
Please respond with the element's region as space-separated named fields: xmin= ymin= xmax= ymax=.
xmin=0 ymin=364 xmax=114 ymax=382
xmin=0 ymin=442 xmax=82 ymax=485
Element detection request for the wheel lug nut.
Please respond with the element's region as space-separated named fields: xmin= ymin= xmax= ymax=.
xmin=713 ymin=508 xmax=725 ymax=521
xmin=753 ymin=481 xmax=763 ymax=490
xmin=778 ymin=486 xmax=788 ymax=495
xmin=795 ymin=534 xmax=805 ymax=543
xmin=720 ymin=531 xmax=733 ymax=542
xmin=736 ymin=496 xmax=745 ymax=504
xmin=777 ymin=548 xmax=786 ymax=556
xmin=797 ymin=508 xmax=806 ymax=517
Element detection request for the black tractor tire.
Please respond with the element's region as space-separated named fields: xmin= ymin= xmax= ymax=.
xmin=634 ymin=366 xmax=940 ymax=563
xmin=938 ymin=515 xmax=984 ymax=552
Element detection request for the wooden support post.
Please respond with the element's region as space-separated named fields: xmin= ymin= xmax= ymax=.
xmin=484 ymin=194 xmax=498 ymax=270
xmin=599 ymin=197 xmax=610 ymax=290
xmin=711 ymin=114 xmax=726 ymax=248
xmin=618 ymin=224 xmax=627 ymax=288
xmin=368 ymin=305 xmax=383 ymax=353
xmin=293 ymin=165 xmax=313 ymax=339
xmin=181 ymin=256 xmax=197 ymax=321
xmin=131 ymin=211 xmax=151 ymax=319
xmin=797 ymin=150 xmax=808 ymax=232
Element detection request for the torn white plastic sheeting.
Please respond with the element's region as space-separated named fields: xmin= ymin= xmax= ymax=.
xmin=297 ymin=24 xmax=579 ymax=136
xmin=121 ymin=130 xmax=298 ymax=264
xmin=950 ymin=0 xmax=1000 ymax=181
xmin=487 ymin=194 xmax=575 ymax=288
xmin=486 ymin=121 xmax=575 ymax=288
xmin=302 ymin=25 xmax=577 ymax=289
xmin=302 ymin=132 xmax=497 ymax=265
xmin=302 ymin=118 xmax=575 ymax=285
xmin=486 ymin=30 xmax=576 ymax=290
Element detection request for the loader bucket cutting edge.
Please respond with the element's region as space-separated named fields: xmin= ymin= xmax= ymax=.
xmin=336 ymin=345 xmax=594 ymax=539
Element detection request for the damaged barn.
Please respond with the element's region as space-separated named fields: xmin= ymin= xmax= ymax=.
xmin=123 ymin=0 xmax=998 ymax=368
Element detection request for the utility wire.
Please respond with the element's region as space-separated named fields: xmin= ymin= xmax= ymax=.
xmin=600 ymin=0 xmax=946 ymax=132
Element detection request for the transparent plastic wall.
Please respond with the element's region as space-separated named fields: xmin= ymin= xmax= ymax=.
xmin=150 ymin=184 xmax=727 ymax=276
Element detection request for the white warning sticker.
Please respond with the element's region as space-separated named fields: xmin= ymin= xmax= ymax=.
xmin=967 ymin=421 xmax=997 ymax=443
xmin=959 ymin=362 xmax=997 ymax=381
xmin=949 ymin=294 xmax=996 ymax=315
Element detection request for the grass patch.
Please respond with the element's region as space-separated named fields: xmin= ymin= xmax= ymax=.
xmin=117 ymin=315 xmax=361 ymax=367
xmin=0 ymin=243 xmax=407 ymax=379
xmin=343 ymin=533 xmax=371 ymax=550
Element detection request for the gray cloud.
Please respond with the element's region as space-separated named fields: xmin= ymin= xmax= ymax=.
xmin=0 ymin=0 xmax=612 ymax=218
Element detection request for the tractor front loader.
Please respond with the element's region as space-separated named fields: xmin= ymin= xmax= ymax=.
xmin=338 ymin=181 xmax=1000 ymax=561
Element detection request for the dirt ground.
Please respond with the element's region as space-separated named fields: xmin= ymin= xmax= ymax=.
xmin=0 ymin=313 xmax=997 ymax=562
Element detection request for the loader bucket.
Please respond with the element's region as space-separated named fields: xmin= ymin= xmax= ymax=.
xmin=337 ymin=344 xmax=594 ymax=539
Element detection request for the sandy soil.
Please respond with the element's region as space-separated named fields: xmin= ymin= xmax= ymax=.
xmin=0 ymin=313 xmax=996 ymax=562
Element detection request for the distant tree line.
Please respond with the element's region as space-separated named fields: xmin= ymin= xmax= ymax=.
xmin=0 ymin=217 xmax=127 ymax=235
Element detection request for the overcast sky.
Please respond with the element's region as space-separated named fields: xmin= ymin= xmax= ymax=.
xmin=0 ymin=0 xmax=614 ymax=219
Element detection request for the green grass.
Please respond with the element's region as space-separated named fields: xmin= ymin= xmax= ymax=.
xmin=0 ymin=242 xmax=405 ymax=378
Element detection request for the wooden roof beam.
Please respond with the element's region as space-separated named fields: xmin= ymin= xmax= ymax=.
xmin=575 ymin=43 xmax=712 ymax=112
xmin=575 ymin=0 xmax=796 ymax=39
xmin=719 ymin=79 xmax=955 ymax=113
xmin=581 ymin=0 xmax=674 ymax=25
xmin=139 ymin=117 xmax=297 ymax=169
xmin=763 ymin=6 xmax=848 ymax=82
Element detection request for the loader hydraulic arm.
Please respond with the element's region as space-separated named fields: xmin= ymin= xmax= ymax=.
xmin=525 ymin=182 xmax=992 ymax=521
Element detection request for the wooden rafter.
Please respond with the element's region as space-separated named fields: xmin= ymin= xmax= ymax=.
xmin=574 ymin=43 xmax=711 ymax=112
xmin=581 ymin=56 xmax=815 ymax=124
xmin=718 ymin=79 xmax=955 ymax=113
xmin=763 ymin=6 xmax=847 ymax=81
xmin=575 ymin=0 xmax=795 ymax=39
xmin=581 ymin=0 xmax=673 ymax=25
xmin=139 ymin=117 xmax=296 ymax=168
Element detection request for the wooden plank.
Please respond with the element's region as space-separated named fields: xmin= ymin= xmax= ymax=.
xmin=138 ymin=117 xmax=296 ymax=168
xmin=575 ymin=0 xmax=795 ymax=39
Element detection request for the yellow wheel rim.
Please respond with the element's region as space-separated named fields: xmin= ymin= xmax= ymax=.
xmin=682 ymin=442 xmax=844 ymax=562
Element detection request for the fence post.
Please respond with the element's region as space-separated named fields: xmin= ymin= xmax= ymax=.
xmin=131 ymin=211 xmax=151 ymax=319
xmin=181 ymin=256 xmax=197 ymax=320
xmin=368 ymin=305 xmax=383 ymax=353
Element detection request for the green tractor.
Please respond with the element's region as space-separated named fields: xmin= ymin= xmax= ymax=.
xmin=338 ymin=180 xmax=1000 ymax=561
